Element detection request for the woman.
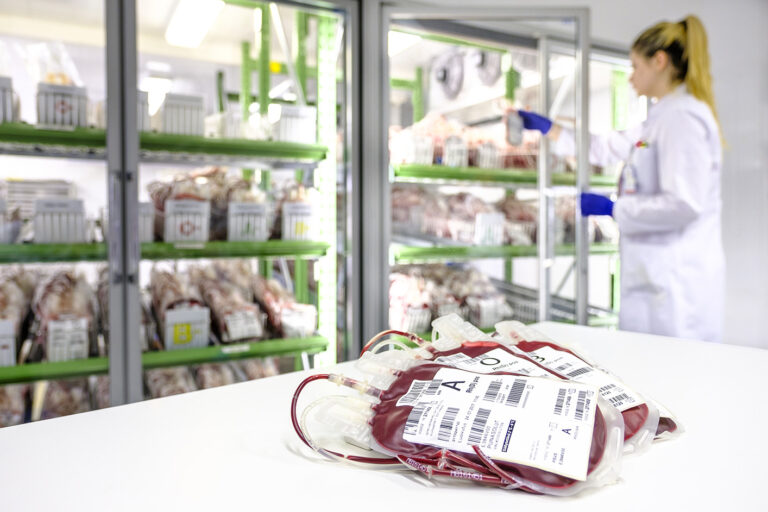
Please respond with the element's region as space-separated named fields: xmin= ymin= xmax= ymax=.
xmin=519 ymin=15 xmax=725 ymax=342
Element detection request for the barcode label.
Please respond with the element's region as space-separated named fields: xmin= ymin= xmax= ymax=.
xmin=505 ymin=379 xmax=527 ymax=407
xmin=434 ymin=348 xmax=552 ymax=377
xmin=398 ymin=380 xmax=428 ymax=406
xmin=438 ymin=407 xmax=460 ymax=442
xmin=467 ymin=408 xmax=491 ymax=445
xmin=399 ymin=368 xmax=598 ymax=482
xmin=405 ymin=403 xmax=428 ymax=435
xmin=567 ymin=367 xmax=592 ymax=378
xmin=483 ymin=380 xmax=502 ymax=402
xmin=575 ymin=390 xmax=587 ymax=421
xmin=600 ymin=383 xmax=617 ymax=393
xmin=608 ymin=393 xmax=632 ymax=407
xmin=554 ymin=388 xmax=567 ymax=415
xmin=555 ymin=362 xmax=572 ymax=373
xmin=425 ymin=379 xmax=442 ymax=396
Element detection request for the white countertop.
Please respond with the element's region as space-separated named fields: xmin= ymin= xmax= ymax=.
xmin=0 ymin=322 xmax=766 ymax=511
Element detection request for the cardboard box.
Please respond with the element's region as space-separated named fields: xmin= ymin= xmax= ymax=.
xmin=34 ymin=198 xmax=86 ymax=243
xmin=164 ymin=199 xmax=210 ymax=243
xmin=164 ymin=307 xmax=210 ymax=350
xmin=227 ymin=202 xmax=268 ymax=242
xmin=36 ymin=83 xmax=88 ymax=128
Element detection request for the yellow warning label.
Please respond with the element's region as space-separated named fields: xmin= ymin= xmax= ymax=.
xmin=173 ymin=323 xmax=193 ymax=345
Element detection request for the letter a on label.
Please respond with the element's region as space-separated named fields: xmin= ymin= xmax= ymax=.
xmin=441 ymin=380 xmax=465 ymax=392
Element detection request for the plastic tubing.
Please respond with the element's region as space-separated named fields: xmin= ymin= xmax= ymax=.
xmin=291 ymin=373 xmax=400 ymax=465
xmin=359 ymin=329 xmax=427 ymax=356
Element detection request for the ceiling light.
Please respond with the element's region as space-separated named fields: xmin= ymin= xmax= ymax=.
xmin=388 ymin=31 xmax=421 ymax=57
xmin=165 ymin=0 xmax=224 ymax=49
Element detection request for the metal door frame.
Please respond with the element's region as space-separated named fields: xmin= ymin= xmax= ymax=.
xmin=361 ymin=3 xmax=591 ymax=341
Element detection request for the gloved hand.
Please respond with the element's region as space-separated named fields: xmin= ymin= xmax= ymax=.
xmin=580 ymin=193 xmax=614 ymax=216
xmin=518 ymin=110 xmax=553 ymax=134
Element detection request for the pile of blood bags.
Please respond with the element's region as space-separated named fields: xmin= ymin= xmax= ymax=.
xmin=291 ymin=313 xmax=682 ymax=496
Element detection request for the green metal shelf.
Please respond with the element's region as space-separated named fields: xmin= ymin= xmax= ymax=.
xmin=0 ymin=123 xmax=328 ymax=164
xmin=0 ymin=336 xmax=328 ymax=385
xmin=0 ymin=243 xmax=107 ymax=263
xmin=142 ymin=335 xmax=328 ymax=369
xmin=0 ymin=241 xmax=329 ymax=264
xmin=392 ymin=164 xmax=618 ymax=188
xmin=393 ymin=243 xmax=618 ymax=263
xmin=141 ymin=240 xmax=329 ymax=260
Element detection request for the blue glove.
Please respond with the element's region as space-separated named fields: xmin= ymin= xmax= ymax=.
xmin=580 ymin=193 xmax=614 ymax=216
xmin=518 ymin=110 xmax=553 ymax=134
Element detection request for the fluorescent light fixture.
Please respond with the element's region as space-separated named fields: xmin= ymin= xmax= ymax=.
xmin=388 ymin=31 xmax=421 ymax=57
xmin=165 ymin=0 xmax=224 ymax=49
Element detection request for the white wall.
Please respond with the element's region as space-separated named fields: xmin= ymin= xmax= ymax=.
xmin=414 ymin=0 xmax=768 ymax=348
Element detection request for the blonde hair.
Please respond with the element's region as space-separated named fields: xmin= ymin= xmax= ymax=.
xmin=632 ymin=15 xmax=723 ymax=144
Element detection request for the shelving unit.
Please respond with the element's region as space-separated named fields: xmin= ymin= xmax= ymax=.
xmin=392 ymin=243 xmax=618 ymax=263
xmin=0 ymin=336 xmax=329 ymax=385
xmin=392 ymin=163 xmax=619 ymax=188
xmin=0 ymin=0 xmax=350 ymax=423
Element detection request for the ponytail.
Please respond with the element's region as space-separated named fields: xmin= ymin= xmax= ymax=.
xmin=632 ymin=15 xmax=723 ymax=145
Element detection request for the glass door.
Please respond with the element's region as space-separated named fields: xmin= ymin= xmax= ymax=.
xmin=0 ymin=0 xmax=116 ymax=423
xmin=361 ymin=6 xmax=592 ymax=345
xmin=133 ymin=0 xmax=351 ymax=400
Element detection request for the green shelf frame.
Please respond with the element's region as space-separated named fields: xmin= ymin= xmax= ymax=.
xmin=393 ymin=243 xmax=618 ymax=263
xmin=392 ymin=164 xmax=618 ymax=188
xmin=141 ymin=241 xmax=329 ymax=260
xmin=0 ymin=243 xmax=107 ymax=263
xmin=142 ymin=335 xmax=328 ymax=369
xmin=0 ymin=241 xmax=329 ymax=264
xmin=0 ymin=336 xmax=328 ymax=385
xmin=0 ymin=123 xmax=328 ymax=163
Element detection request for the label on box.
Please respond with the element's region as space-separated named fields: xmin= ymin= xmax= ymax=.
xmin=434 ymin=348 xmax=552 ymax=377
xmin=517 ymin=346 xmax=645 ymax=412
xmin=47 ymin=318 xmax=89 ymax=362
xmin=282 ymin=202 xmax=314 ymax=240
xmin=164 ymin=307 xmax=210 ymax=350
xmin=35 ymin=198 xmax=84 ymax=214
xmin=224 ymin=310 xmax=263 ymax=341
xmin=0 ymin=320 xmax=16 ymax=367
xmin=229 ymin=202 xmax=267 ymax=216
xmin=397 ymin=368 xmax=597 ymax=481
xmin=164 ymin=200 xmax=210 ymax=242
xmin=474 ymin=212 xmax=504 ymax=245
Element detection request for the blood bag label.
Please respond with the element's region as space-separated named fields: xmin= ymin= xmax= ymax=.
xmin=397 ymin=368 xmax=597 ymax=481
xmin=434 ymin=348 xmax=552 ymax=378
xmin=47 ymin=318 xmax=89 ymax=362
xmin=224 ymin=310 xmax=263 ymax=341
xmin=516 ymin=345 xmax=644 ymax=412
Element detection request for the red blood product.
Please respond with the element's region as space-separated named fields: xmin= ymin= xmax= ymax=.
xmin=292 ymin=363 xmax=624 ymax=495
xmin=513 ymin=339 xmax=675 ymax=438
xmin=373 ymin=364 xmax=610 ymax=493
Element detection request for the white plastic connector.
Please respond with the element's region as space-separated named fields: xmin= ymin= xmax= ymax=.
xmin=431 ymin=313 xmax=493 ymax=351
xmin=310 ymin=396 xmax=375 ymax=451
xmin=494 ymin=320 xmax=553 ymax=344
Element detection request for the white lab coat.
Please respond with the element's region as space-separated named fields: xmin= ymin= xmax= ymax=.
xmin=553 ymin=86 xmax=725 ymax=342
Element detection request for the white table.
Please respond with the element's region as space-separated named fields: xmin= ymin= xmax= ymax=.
xmin=0 ymin=322 xmax=766 ymax=511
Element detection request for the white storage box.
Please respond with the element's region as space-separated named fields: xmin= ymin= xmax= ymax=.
xmin=281 ymin=305 xmax=317 ymax=338
xmin=273 ymin=105 xmax=316 ymax=144
xmin=47 ymin=317 xmax=89 ymax=362
xmin=36 ymin=83 xmax=88 ymax=128
xmin=228 ymin=202 xmax=269 ymax=242
xmin=0 ymin=76 xmax=15 ymax=124
xmin=443 ymin=135 xmax=468 ymax=167
xmin=399 ymin=134 xmax=434 ymax=165
xmin=0 ymin=320 xmax=16 ymax=367
xmin=389 ymin=305 xmax=431 ymax=333
xmin=204 ymin=111 xmax=242 ymax=139
xmin=34 ymin=198 xmax=86 ymax=243
xmin=281 ymin=202 xmax=315 ymax=241
xmin=473 ymin=212 xmax=505 ymax=245
xmin=222 ymin=310 xmax=263 ymax=342
xmin=164 ymin=199 xmax=210 ymax=243
xmin=467 ymin=295 xmax=513 ymax=329
xmin=138 ymin=201 xmax=154 ymax=243
xmin=163 ymin=307 xmax=210 ymax=350
xmin=477 ymin=142 xmax=502 ymax=169
xmin=152 ymin=93 xmax=204 ymax=135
